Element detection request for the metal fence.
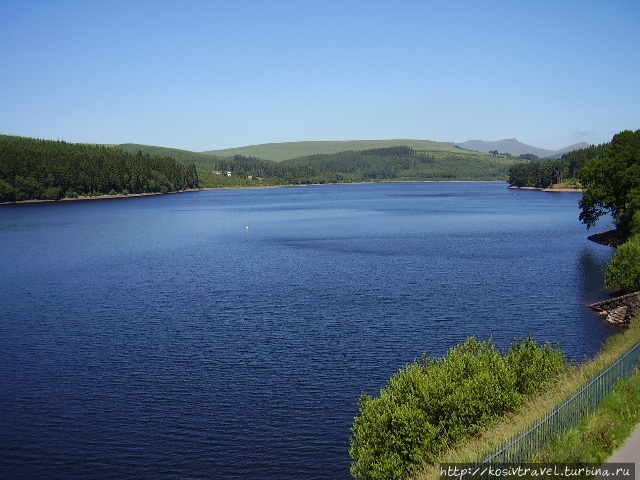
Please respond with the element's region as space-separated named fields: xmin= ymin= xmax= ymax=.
xmin=458 ymin=340 xmax=640 ymax=476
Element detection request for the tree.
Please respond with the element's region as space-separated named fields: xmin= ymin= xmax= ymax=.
xmin=0 ymin=135 xmax=200 ymax=202
xmin=578 ymin=130 xmax=640 ymax=231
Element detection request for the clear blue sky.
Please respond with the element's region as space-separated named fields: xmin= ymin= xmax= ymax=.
xmin=1 ymin=0 xmax=638 ymax=152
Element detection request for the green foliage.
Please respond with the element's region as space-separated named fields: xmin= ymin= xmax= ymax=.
xmin=350 ymin=337 xmax=566 ymax=480
xmin=0 ymin=135 xmax=199 ymax=202
xmin=533 ymin=366 xmax=640 ymax=465
xmin=604 ymin=234 xmax=640 ymax=291
xmin=122 ymin=142 xmax=519 ymax=187
xmin=203 ymin=139 xmax=470 ymax=162
xmin=284 ymin=147 xmax=515 ymax=182
xmin=507 ymin=144 xmax=605 ymax=189
xmin=629 ymin=210 xmax=640 ymax=237
xmin=117 ymin=144 xmax=345 ymax=187
xmin=578 ymin=129 xmax=640 ymax=231
xmin=505 ymin=337 xmax=567 ymax=396
xmin=508 ymin=160 xmax=563 ymax=188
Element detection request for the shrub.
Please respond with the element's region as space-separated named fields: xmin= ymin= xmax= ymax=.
xmin=506 ymin=336 xmax=567 ymax=396
xmin=349 ymin=337 xmax=566 ymax=480
xmin=604 ymin=235 xmax=640 ymax=291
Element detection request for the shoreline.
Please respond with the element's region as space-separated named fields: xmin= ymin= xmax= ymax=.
xmin=0 ymin=180 xmax=509 ymax=206
xmin=508 ymin=185 xmax=583 ymax=193
xmin=0 ymin=186 xmax=291 ymax=206
xmin=0 ymin=188 xmax=204 ymax=206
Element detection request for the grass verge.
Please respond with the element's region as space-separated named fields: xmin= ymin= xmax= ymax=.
xmin=531 ymin=366 xmax=640 ymax=464
xmin=413 ymin=316 xmax=640 ymax=479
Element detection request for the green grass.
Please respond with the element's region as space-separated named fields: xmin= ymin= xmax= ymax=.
xmin=531 ymin=367 xmax=640 ymax=465
xmin=413 ymin=317 xmax=640 ymax=479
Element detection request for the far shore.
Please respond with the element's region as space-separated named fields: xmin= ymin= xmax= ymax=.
xmin=0 ymin=186 xmax=285 ymax=206
xmin=0 ymin=188 xmax=203 ymax=206
xmin=0 ymin=180 xmax=512 ymax=206
xmin=508 ymin=185 xmax=583 ymax=193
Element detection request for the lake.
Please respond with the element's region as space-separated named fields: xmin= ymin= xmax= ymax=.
xmin=0 ymin=182 xmax=617 ymax=479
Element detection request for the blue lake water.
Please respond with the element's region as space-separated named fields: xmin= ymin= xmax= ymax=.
xmin=0 ymin=182 xmax=617 ymax=479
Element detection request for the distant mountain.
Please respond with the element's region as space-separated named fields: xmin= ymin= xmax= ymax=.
xmin=545 ymin=142 xmax=593 ymax=158
xmin=452 ymin=139 xmax=590 ymax=158
xmin=203 ymin=139 xmax=463 ymax=162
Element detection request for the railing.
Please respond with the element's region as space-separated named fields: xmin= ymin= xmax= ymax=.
xmin=456 ymin=340 xmax=640 ymax=477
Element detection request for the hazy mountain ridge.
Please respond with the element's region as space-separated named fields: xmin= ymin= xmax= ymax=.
xmin=452 ymin=139 xmax=590 ymax=158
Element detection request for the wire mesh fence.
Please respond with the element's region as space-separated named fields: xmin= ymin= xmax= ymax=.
xmin=455 ymin=340 xmax=640 ymax=478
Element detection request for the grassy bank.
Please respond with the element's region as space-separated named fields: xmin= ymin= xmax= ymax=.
xmin=414 ymin=316 xmax=640 ymax=479
xmin=531 ymin=365 xmax=640 ymax=465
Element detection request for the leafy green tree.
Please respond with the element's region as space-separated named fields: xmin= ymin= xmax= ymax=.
xmin=0 ymin=178 xmax=15 ymax=201
xmin=43 ymin=187 xmax=64 ymax=200
xmin=579 ymin=130 xmax=640 ymax=231
xmin=508 ymin=144 xmax=605 ymax=189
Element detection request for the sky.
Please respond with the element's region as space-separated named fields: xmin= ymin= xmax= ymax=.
xmin=1 ymin=0 xmax=639 ymax=152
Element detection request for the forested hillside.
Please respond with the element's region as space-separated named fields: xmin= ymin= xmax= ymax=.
xmin=118 ymin=143 xmax=517 ymax=185
xmin=116 ymin=143 xmax=345 ymax=187
xmin=507 ymin=143 xmax=607 ymax=189
xmin=0 ymin=135 xmax=595 ymax=203
xmin=283 ymin=146 xmax=518 ymax=181
xmin=0 ymin=135 xmax=199 ymax=202
xmin=203 ymin=139 xmax=465 ymax=162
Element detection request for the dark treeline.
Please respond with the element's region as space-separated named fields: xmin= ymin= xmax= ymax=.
xmin=285 ymin=146 xmax=428 ymax=179
xmin=208 ymin=155 xmax=347 ymax=186
xmin=0 ymin=135 xmax=199 ymax=202
xmin=507 ymin=144 xmax=606 ymax=188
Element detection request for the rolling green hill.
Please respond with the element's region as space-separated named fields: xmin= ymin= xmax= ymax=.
xmin=117 ymin=143 xmax=228 ymax=165
xmin=116 ymin=140 xmax=522 ymax=186
xmin=283 ymin=146 xmax=519 ymax=181
xmin=115 ymin=143 xmax=343 ymax=187
xmin=117 ymin=141 xmax=519 ymax=185
xmin=203 ymin=139 xmax=468 ymax=162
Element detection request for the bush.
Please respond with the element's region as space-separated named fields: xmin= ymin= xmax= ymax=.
xmin=505 ymin=336 xmax=567 ymax=396
xmin=605 ymin=235 xmax=640 ymax=291
xmin=349 ymin=337 xmax=566 ymax=480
